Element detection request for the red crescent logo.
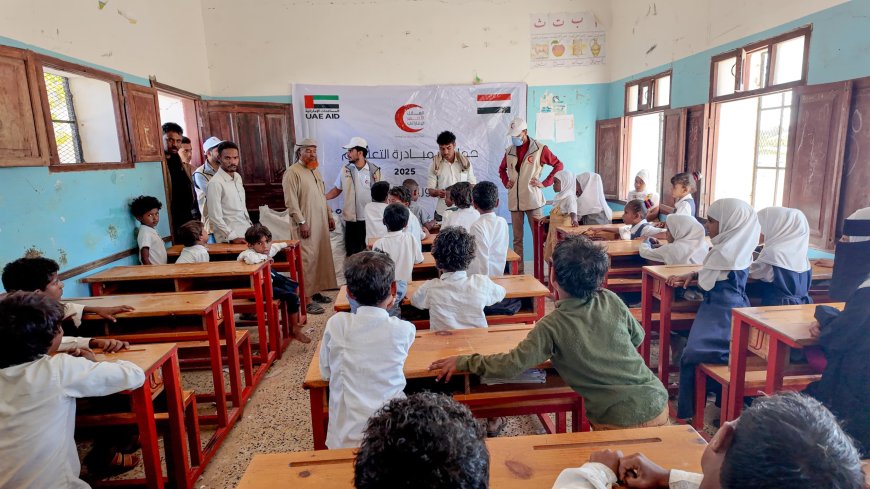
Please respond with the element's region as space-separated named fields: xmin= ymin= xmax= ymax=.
xmin=527 ymin=155 xmax=534 ymax=163
xmin=395 ymin=104 xmax=423 ymax=133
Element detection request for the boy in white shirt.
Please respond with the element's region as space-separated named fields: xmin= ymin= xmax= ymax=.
xmin=130 ymin=195 xmax=167 ymax=265
xmin=175 ymin=220 xmax=210 ymax=264
xmin=0 ymin=292 xmax=146 ymax=488
xmin=618 ymin=199 xmax=664 ymax=241
xmin=237 ymin=224 xmax=308 ymax=343
xmin=403 ymin=178 xmax=436 ymax=232
xmin=441 ymin=182 xmax=480 ymax=231
xmin=387 ymin=186 xmax=429 ymax=242
xmin=364 ymin=181 xmax=391 ymax=241
xmin=373 ymin=203 xmax=423 ymax=283
xmin=410 ymin=226 xmax=506 ymax=330
xmin=468 ymin=181 xmax=509 ymax=276
xmin=319 ymin=251 xmax=416 ymax=449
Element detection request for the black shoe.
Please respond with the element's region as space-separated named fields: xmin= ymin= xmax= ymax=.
xmin=312 ymin=293 xmax=332 ymax=304
xmin=306 ymin=303 xmax=325 ymax=314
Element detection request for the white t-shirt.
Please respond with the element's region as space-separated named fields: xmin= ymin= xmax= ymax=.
xmin=618 ymin=220 xmax=662 ymax=240
xmin=410 ymin=271 xmax=506 ymax=330
xmin=137 ymin=225 xmax=167 ymax=265
xmin=373 ymin=231 xmax=423 ymax=282
xmin=236 ymin=242 xmax=288 ymax=265
xmin=442 ymin=207 xmax=481 ymax=232
xmin=364 ymin=202 xmax=389 ymax=241
xmin=176 ymin=244 xmax=210 ymax=264
xmin=674 ymin=195 xmax=695 ymax=216
xmin=0 ymin=355 xmax=145 ymax=489
xmin=468 ymin=213 xmax=509 ymax=276
xmin=319 ymin=307 xmax=416 ymax=449
xmin=406 ymin=211 xmax=426 ymax=241
xmin=551 ymin=462 xmax=703 ymax=489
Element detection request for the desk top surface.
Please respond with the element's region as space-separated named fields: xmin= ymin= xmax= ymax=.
xmin=166 ymin=239 xmax=298 ymax=257
xmin=68 ymin=290 xmax=231 ymax=317
xmin=368 ymin=233 xmax=437 ymax=249
xmin=732 ymin=302 xmax=845 ymax=345
xmin=414 ymin=249 xmax=521 ymax=269
xmin=557 ymin=223 xmax=624 ymax=235
xmin=92 ymin=342 xmax=176 ymax=371
xmin=237 ymin=425 xmax=706 ymax=489
xmin=82 ymin=261 xmax=266 ymax=282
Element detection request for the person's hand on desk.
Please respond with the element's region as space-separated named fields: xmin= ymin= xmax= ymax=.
xmin=69 ymin=348 xmax=97 ymax=362
xmin=230 ymin=238 xmax=247 ymax=244
xmin=589 ymin=449 xmax=623 ymax=477
xmin=666 ymin=272 xmax=697 ymax=289
xmin=429 ymin=356 xmax=460 ymax=382
xmin=618 ymin=452 xmax=670 ymax=489
xmin=90 ymin=338 xmax=130 ymax=353
xmin=809 ymin=320 xmax=821 ymax=339
xmin=87 ymin=305 xmax=134 ymax=322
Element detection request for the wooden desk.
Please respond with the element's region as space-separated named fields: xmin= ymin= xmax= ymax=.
xmin=556 ymin=223 xmax=624 ymax=240
xmin=332 ymin=274 xmax=550 ymax=328
xmin=72 ymin=291 xmax=250 ymax=431
xmin=165 ymin=240 xmax=308 ymax=325
xmin=611 ymin=209 xmax=624 ymax=223
xmin=81 ymin=261 xmax=278 ymax=366
xmin=725 ymin=303 xmax=844 ymax=422
xmin=304 ymin=324 xmax=586 ymax=450
xmin=412 ymin=250 xmax=521 ymax=279
xmin=367 ymin=233 xmax=436 ymax=250
xmin=237 ymin=425 xmax=706 ymax=489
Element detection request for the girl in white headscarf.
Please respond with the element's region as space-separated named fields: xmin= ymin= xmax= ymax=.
xmin=626 ymin=169 xmax=660 ymax=220
xmin=666 ymin=198 xmax=760 ymax=419
xmin=749 ymin=207 xmax=812 ymax=305
xmin=575 ymin=172 xmax=613 ymax=225
xmin=639 ymin=214 xmax=709 ymax=265
xmin=543 ymin=169 xmax=578 ymax=262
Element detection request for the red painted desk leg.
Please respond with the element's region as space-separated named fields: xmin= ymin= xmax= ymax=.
xmin=533 ymin=296 xmax=546 ymax=323
xmin=207 ymin=307 xmax=229 ymax=427
xmin=764 ymin=339 xmax=788 ymax=396
xmin=252 ymin=270 xmax=270 ymax=364
xmin=656 ymin=281 xmax=673 ymax=387
xmin=263 ymin=264 xmax=280 ymax=359
xmin=556 ymin=411 xmax=567 ymax=433
xmin=132 ymin=371 xmax=164 ymax=489
xmin=640 ymin=270 xmax=654 ymax=366
xmin=726 ymin=316 xmax=751 ymax=422
xmin=510 ymin=260 xmax=519 ymax=275
xmin=309 ymin=388 xmax=327 ymax=450
xmin=219 ymin=299 xmax=244 ymax=412
xmin=162 ymin=350 xmax=191 ymax=489
xmin=89 ymin=283 xmax=103 ymax=296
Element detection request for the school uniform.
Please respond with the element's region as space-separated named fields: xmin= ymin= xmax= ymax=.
xmin=626 ymin=169 xmax=660 ymax=210
xmin=410 ymin=271 xmax=506 ymax=330
xmin=409 ymin=200 xmax=430 ymax=226
xmin=0 ymin=354 xmax=145 ymax=488
xmin=544 ymin=169 xmax=577 ymax=262
xmin=677 ymin=199 xmax=760 ymax=419
xmin=638 ymin=214 xmax=709 ymax=265
xmin=576 ymin=172 xmax=613 ymax=225
xmin=442 ymin=207 xmax=480 ymax=231
xmin=319 ymin=307 xmax=415 ymax=449
xmin=176 ymin=244 xmax=210 ymax=264
xmin=618 ymin=219 xmax=661 ymax=240
xmin=363 ymin=201 xmax=389 ymax=241
xmin=405 ymin=210 xmax=426 ymax=241
xmin=237 ymin=242 xmax=299 ymax=312
xmin=373 ymin=231 xmax=423 ymax=283
xmin=673 ymin=194 xmax=696 ymax=216
xmin=468 ymin=213 xmax=510 ymax=276
xmin=749 ymin=207 xmax=812 ymax=306
xmin=137 ymin=225 xmax=167 ymax=265
xmin=552 ymin=463 xmax=702 ymax=489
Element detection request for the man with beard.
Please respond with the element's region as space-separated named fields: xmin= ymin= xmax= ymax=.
xmin=163 ymin=122 xmax=200 ymax=237
xmin=282 ymin=138 xmax=337 ymax=314
xmin=193 ymin=136 xmax=223 ymax=240
xmin=206 ymin=141 xmax=252 ymax=244
xmin=324 ymin=137 xmax=382 ymax=256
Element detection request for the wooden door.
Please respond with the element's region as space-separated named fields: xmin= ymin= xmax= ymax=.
xmin=838 ymin=76 xmax=870 ymax=238
xmin=685 ymin=104 xmax=710 ymax=217
xmin=595 ymin=117 xmax=626 ymax=200
xmin=659 ymin=108 xmax=687 ymax=214
xmin=783 ymin=81 xmax=852 ymax=250
xmin=0 ymin=47 xmax=49 ymax=167
xmin=124 ymin=83 xmax=163 ymax=162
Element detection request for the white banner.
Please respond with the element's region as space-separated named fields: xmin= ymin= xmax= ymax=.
xmin=292 ymin=83 xmax=527 ymax=221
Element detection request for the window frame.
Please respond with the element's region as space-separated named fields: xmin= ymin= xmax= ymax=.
xmin=33 ymin=53 xmax=132 ymax=172
xmin=709 ymin=25 xmax=811 ymax=104
xmin=624 ymin=70 xmax=672 ymax=116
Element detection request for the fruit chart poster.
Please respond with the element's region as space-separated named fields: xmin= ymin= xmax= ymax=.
xmin=529 ymin=12 xmax=606 ymax=68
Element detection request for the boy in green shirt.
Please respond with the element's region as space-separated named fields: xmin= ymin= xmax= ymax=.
xmin=430 ymin=236 xmax=668 ymax=429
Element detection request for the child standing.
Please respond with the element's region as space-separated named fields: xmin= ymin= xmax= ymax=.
xmin=319 ymin=251 xmax=416 ymax=449
xmin=639 ymin=214 xmax=708 ymax=265
xmin=410 ymin=227 xmax=506 ymax=330
xmin=373 ymin=204 xmax=423 ymax=284
xmin=175 ymin=220 xmax=210 ymax=264
xmin=468 ymin=181 xmax=510 ymax=276
xmin=667 ymin=198 xmax=759 ymax=419
xmin=441 ymin=182 xmax=480 ymax=231
xmin=237 ymin=224 xmax=309 ymax=343
xmin=669 ymin=171 xmax=701 ymax=217
xmin=618 ymin=199 xmax=662 ymax=241
xmin=402 ymin=178 xmax=435 ymax=232
xmin=575 ymin=172 xmax=613 ymax=225
xmin=543 ymin=170 xmax=578 ymax=262
xmin=626 ymin=169 xmax=660 ymax=220
xmin=0 ymin=292 xmax=146 ymax=488
xmin=387 ymin=186 xmax=429 ymax=241
xmin=749 ymin=206 xmax=812 ymax=306
xmin=364 ymin=181 xmax=392 ymax=241
xmin=130 ymin=195 xmax=167 ymax=265
xmin=430 ymin=236 xmax=668 ymax=430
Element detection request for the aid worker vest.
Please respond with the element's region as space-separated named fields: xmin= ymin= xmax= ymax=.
xmin=340 ymin=161 xmax=382 ymax=222
xmin=504 ymin=137 xmax=546 ymax=212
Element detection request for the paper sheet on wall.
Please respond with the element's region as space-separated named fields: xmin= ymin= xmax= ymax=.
xmin=529 ymin=11 xmax=606 ymax=68
xmin=535 ymin=112 xmax=555 ymax=141
xmin=554 ymin=114 xmax=574 ymax=142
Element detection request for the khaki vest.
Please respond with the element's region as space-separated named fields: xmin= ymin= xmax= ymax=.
xmin=340 ymin=161 xmax=382 ymax=221
xmin=504 ymin=137 xmax=546 ymax=211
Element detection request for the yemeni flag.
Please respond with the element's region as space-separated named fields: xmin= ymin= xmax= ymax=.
xmin=304 ymin=95 xmax=339 ymax=109
xmin=476 ymin=93 xmax=512 ymax=114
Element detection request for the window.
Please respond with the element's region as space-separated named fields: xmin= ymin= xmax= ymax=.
xmin=710 ymin=26 xmax=810 ymax=102
xmin=625 ymin=71 xmax=671 ymax=115
xmin=627 ymin=112 xmax=664 ymax=197
xmin=156 ymin=89 xmax=203 ymax=167
xmin=43 ymin=72 xmax=83 ymax=164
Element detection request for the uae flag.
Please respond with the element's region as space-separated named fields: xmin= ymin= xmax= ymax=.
xmin=304 ymin=95 xmax=339 ymax=109
xmin=476 ymin=93 xmax=511 ymax=114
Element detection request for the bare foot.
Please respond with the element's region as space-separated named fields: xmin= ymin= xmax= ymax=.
xmin=293 ymin=329 xmax=312 ymax=344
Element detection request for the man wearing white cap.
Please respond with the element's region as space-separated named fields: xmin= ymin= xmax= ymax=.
xmin=325 ymin=136 xmax=383 ymax=255
xmin=283 ymin=138 xmax=338 ymax=315
xmin=193 ymin=136 xmax=223 ymax=240
xmin=498 ymin=117 xmax=564 ymax=272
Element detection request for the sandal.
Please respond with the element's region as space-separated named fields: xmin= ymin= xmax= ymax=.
xmin=85 ymin=448 xmax=140 ymax=477
xmin=306 ymin=303 xmax=325 ymax=315
xmin=311 ymin=293 xmax=332 ymax=304
xmin=486 ymin=417 xmax=506 ymax=437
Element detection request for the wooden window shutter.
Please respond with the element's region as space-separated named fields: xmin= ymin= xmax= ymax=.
xmin=783 ymin=81 xmax=852 ymax=250
xmin=595 ymin=117 xmax=626 ymax=200
xmin=685 ymin=104 xmax=710 ymax=217
xmin=0 ymin=47 xmax=49 ymax=167
xmin=123 ymin=83 xmax=163 ymax=162
xmin=837 ymin=76 xmax=870 ymax=238
xmin=659 ymin=108 xmax=687 ymax=214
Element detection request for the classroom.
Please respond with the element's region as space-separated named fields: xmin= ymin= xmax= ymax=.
xmin=0 ymin=1 xmax=869 ymax=488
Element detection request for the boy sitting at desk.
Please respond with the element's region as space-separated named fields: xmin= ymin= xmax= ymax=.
xmin=371 ymin=203 xmax=421 ymax=316
xmin=430 ymin=235 xmax=668 ymax=430
xmin=410 ymin=226 xmax=506 ymax=330
xmin=319 ymin=251 xmax=416 ymax=449
xmin=552 ymin=393 xmax=865 ymax=489
xmin=441 ymin=181 xmax=480 ymax=231
xmin=0 ymin=292 xmax=146 ymax=488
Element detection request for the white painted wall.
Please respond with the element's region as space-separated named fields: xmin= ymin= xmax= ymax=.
xmin=608 ymin=0 xmax=849 ymax=80
xmin=200 ymin=0 xmax=612 ymax=97
xmin=0 ymin=0 xmax=211 ymax=93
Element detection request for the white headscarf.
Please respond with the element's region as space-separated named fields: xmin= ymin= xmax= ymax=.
xmin=659 ymin=215 xmax=709 ymax=265
xmin=698 ymin=198 xmax=760 ymax=291
xmin=552 ymin=169 xmax=577 ymax=215
xmin=636 ymin=169 xmax=650 ymax=188
xmin=575 ymin=172 xmax=613 ymax=220
xmin=751 ymin=207 xmax=811 ymax=277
